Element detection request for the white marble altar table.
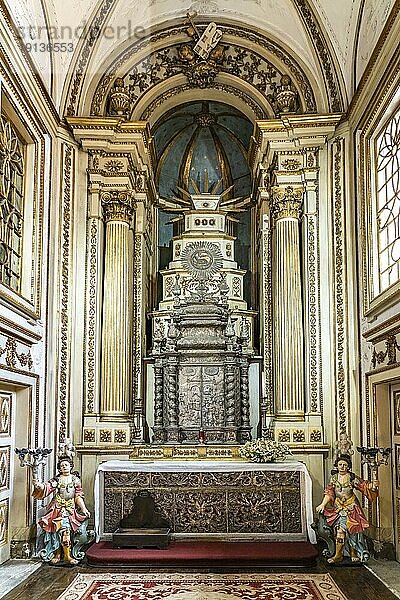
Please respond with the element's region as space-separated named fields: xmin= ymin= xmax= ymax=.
xmin=94 ymin=460 xmax=316 ymax=543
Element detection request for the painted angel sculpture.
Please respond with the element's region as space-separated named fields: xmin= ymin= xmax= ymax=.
xmin=32 ymin=452 xmax=94 ymax=564
xmin=315 ymin=453 xmax=378 ymax=563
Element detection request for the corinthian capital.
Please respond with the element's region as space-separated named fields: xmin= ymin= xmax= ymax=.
xmin=271 ymin=185 xmax=303 ymax=221
xmin=101 ymin=190 xmax=135 ymax=223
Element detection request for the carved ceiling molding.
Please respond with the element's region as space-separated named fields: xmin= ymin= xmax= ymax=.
xmin=66 ymin=0 xmax=116 ymax=117
xmin=293 ymin=0 xmax=345 ymax=112
xmin=88 ymin=23 xmax=318 ymax=118
xmin=139 ymin=82 xmax=265 ymax=121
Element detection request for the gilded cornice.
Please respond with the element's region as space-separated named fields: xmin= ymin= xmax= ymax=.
xmin=0 ymin=316 xmax=42 ymax=344
xmin=364 ymin=314 xmax=400 ymax=344
xmin=249 ymin=113 xmax=342 ymax=171
xmin=270 ymin=185 xmax=304 ymax=220
xmin=66 ymin=117 xmax=155 ymax=171
xmin=101 ymin=190 xmax=135 ymax=223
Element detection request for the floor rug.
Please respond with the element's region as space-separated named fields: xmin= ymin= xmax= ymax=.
xmin=57 ymin=572 xmax=348 ymax=600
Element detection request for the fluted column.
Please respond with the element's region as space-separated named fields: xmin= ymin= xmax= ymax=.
xmin=100 ymin=190 xmax=134 ymax=418
xmin=272 ymin=185 xmax=305 ymax=419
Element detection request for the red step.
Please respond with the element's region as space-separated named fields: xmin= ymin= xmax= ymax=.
xmin=86 ymin=540 xmax=318 ymax=567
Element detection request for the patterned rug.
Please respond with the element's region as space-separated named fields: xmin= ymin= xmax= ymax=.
xmin=57 ymin=572 xmax=348 ymax=600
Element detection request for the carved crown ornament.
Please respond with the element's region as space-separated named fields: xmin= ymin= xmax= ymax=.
xmin=106 ymin=32 xmax=302 ymax=119
xmin=93 ymin=20 xmax=315 ymax=119
xmin=270 ymin=186 xmax=304 ymax=221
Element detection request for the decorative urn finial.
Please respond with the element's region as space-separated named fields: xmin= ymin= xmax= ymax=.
xmin=108 ymin=77 xmax=131 ymax=117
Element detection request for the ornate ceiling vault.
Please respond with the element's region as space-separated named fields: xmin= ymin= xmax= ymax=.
xmin=86 ymin=22 xmax=321 ymax=122
xmin=61 ymin=3 xmax=348 ymax=119
xmin=5 ymin=0 xmax=396 ymax=115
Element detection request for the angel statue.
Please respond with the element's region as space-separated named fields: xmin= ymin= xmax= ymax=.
xmin=314 ymin=452 xmax=378 ymax=564
xmin=32 ymin=441 xmax=94 ymax=564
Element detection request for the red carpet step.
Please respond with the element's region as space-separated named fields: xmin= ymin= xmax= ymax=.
xmin=86 ymin=540 xmax=318 ymax=567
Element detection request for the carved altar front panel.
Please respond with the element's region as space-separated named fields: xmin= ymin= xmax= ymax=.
xmin=96 ymin=461 xmax=314 ymax=542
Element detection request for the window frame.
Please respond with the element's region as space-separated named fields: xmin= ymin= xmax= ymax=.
xmin=0 ymin=87 xmax=46 ymax=319
xmin=360 ymin=83 xmax=400 ymax=317
xmin=374 ymin=103 xmax=400 ymax=296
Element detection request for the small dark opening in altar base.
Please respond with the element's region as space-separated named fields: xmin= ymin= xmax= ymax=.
xmin=112 ymin=490 xmax=171 ymax=549
xmin=112 ymin=528 xmax=170 ymax=549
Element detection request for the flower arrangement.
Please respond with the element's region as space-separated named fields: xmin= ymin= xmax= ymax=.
xmin=239 ymin=439 xmax=291 ymax=463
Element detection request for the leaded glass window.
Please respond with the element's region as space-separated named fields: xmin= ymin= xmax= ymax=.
xmin=376 ymin=103 xmax=400 ymax=293
xmin=0 ymin=114 xmax=25 ymax=292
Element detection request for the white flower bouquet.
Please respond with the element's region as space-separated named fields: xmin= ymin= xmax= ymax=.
xmin=239 ymin=439 xmax=291 ymax=463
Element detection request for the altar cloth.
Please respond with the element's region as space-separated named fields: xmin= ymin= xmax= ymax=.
xmin=94 ymin=459 xmax=316 ymax=543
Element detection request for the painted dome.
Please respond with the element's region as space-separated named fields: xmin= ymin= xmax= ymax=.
xmin=153 ymin=101 xmax=252 ymax=200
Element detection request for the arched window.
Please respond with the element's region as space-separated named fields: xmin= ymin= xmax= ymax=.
xmin=376 ymin=103 xmax=400 ymax=293
xmin=0 ymin=114 xmax=25 ymax=292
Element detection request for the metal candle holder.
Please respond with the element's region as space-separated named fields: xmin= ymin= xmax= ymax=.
xmin=15 ymin=447 xmax=52 ymax=480
xmin=356 ymin=446 xmax=391 ymax=478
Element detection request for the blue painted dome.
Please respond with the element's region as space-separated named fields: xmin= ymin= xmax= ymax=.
xmin=153 ymin=101 xmax=252 ymax=200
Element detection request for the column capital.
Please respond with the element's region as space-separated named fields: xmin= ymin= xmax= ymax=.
xmin=101 ymin=190 xmax=135 ymax=223
xmin=271 ymin=185 xmax=304 ymax=220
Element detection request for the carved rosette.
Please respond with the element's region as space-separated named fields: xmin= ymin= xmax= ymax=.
xmin=270 ymin=186 xmax=303 ymax=221
xmin=101 ymin=190 xmax=135 ymax=224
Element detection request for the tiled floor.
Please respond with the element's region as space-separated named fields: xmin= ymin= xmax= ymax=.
xmin=367 ymin=558 xmax=400 ymax=599
xmin=0 ymin=560 xmax=41 ymax=599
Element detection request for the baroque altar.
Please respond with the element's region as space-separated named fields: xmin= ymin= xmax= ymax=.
xmin=95 ymin=460 xmax=316 ymax=543
xmin=150 ymin=184 xmax=256 ymax=445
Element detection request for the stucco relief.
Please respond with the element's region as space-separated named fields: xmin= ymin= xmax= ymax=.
xmin=371 ymin=333 xmax=400 ymax=370
xmin=0 ymin=336 xmax=33 ymax=372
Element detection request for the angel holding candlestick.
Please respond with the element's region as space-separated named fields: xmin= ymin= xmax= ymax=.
xmin=315 ymin=453 xmax=379 ymax=564
xmin=31 ymin=440 xmax=93 ymax=564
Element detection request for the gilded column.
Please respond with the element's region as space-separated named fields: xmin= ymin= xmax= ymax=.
xmin=100 ymin=190 xmax=134 ymax=418
xmin=271 ymin=185 xmax=305 ymax=419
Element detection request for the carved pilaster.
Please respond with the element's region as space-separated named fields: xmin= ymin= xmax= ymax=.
xmin=271 ymin=184 xmax=305 ymax=420
xmin=240 ymin=360 xmax=251 ymax=442
xmin=224 ymin=363 xmax=236 ymax=427
xmin=166 ymin=357 xmax=179 ymax=441
xmin=259 ymin=212 xmax=273 ymax=438
xmin=302 ymin=147 xmax=322 ymax=417
xmin=100 ymin=190 xmax=135 ymax=420
xmin=153 ymin=365 xmax=164 ymax=427
xmin=332 ymin=138 xmax=349 ymax=434
xmin=131 ymin=233 xmax=146 ymax=442
xmin=84 ymin=217 xmax=103 ymax=415
xmin=57 ymin=144 xmax=74 ymax=444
